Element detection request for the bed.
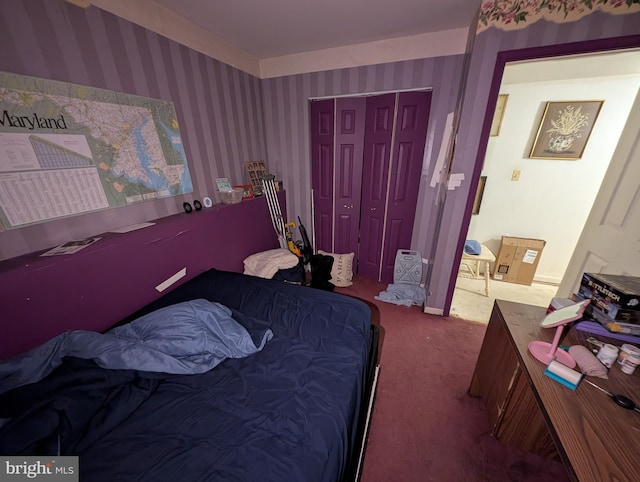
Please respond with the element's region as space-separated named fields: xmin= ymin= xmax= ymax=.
xmin=0 ymin=196 xmax=380 ymax=482
xmin=0 ymin=268 xmax=380 ymax=482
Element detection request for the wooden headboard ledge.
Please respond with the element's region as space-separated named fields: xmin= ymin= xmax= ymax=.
xmin=0 ymin=193 xmax=284 ymax=359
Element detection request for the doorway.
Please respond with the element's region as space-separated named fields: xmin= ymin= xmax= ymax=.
xmin=450 ymin=49 xmax=640 ymax=323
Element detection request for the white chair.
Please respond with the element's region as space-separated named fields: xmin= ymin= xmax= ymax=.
xmin=459 ymin=244 xmax=496 ymax=297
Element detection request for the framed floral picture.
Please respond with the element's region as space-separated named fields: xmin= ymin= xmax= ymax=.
xmin=529 ymin=100 xmax=604 ymax=160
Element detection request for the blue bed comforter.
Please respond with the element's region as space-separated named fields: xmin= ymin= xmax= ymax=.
xmin=0 ymin=269 xmax=372 ymax=482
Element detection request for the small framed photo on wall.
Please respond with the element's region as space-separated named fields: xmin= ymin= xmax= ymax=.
xmin=490 ymin=94 xmax=508 ymax=137
xmin=472 ymin=176 xmax=487 ymax=215
xmin=244 ymin=161 xmax=268 ymax=196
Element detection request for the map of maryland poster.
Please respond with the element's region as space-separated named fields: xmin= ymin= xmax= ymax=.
xmin=0 ymin=72 xmax=193 ymax=229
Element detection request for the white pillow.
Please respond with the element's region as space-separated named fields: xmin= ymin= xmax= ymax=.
xmin=243 ymin=248 xmax=299 ymax=279
xmin=318 ymin=250 xmax=354 ymax=287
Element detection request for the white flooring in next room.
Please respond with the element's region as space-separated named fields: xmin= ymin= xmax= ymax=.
xmin=450 ymin=275 xmax=559 ymax=324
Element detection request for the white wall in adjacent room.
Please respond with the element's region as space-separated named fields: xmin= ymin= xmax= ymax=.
xmin=467 ymin=73 xmax=640 ymax=284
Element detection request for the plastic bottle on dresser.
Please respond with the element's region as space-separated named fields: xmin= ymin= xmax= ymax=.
xmin=596 ymin=344 xmax=619 ymax=369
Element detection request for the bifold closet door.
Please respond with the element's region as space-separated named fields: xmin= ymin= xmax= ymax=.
xmin=358 ymin=93 xmax=396 ymax=280
xmin=333 ymin=97 xmax=366 ymax=255
xmin=311 ymin=97 xmax=366 ymax=255
xmin=310 ymin=99 xmax=335 ymax=252
xmin=360 ymin=91 xmax=431 ymax=283
xmin=379 ymin=90 xmax=431 ymax=282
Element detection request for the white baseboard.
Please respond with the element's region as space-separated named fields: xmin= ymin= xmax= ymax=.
xmin=532 ymin=275 xmax=562 ymax=285
xmin=423 ymin=306 xmax=444 ymax=316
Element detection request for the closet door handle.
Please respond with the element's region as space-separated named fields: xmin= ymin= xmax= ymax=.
xmin=343 ymin=205 xmax=354 ymax=209
xmin=370 ymin=207 xmax=376 ymax=211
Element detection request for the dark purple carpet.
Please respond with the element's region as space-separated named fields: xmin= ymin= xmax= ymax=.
xmin=335 ymin=276 xmax=570 ymax=482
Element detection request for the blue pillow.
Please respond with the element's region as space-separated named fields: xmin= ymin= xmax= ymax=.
xmin=464 ymin=240 xmax=481 ymax=255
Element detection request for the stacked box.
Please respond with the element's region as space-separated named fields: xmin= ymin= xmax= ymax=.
xmin=577 ymin=273 xmax=640 ymax=335
xmin=573 ymin=292 xmax=640 ymax=336
xmin=492 ymin=236 xmax=546 ymax=285
xmin=578 ymin=273 xmax=640 ymax=319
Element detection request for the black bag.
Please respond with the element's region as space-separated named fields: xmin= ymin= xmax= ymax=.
xmin=309 ymin=254 xmax=335 ymax=291
xmin=272 ymin=260 xmax=306 ymax=284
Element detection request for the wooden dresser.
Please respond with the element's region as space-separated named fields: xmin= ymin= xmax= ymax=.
xmin=469 ymin=300 xmax=640 ymax=482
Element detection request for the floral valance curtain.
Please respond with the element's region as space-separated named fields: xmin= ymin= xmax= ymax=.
xmin=478 ymin=0 xmax=640 ymax=33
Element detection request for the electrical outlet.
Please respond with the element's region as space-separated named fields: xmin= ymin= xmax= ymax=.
xmin=511 ymin=169 xmax=521 ymax=181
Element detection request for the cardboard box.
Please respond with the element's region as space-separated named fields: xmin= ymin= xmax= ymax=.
xmin=492 ymin=236 xmax=546 ymax=286
xmin=579 ymin=273 xmax=640 ymax=313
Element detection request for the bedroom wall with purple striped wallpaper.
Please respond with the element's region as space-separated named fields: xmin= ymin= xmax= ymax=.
xmin=259 ymin=9 xmax=640 ymax=313
xmin=2 ymin=1 xmax=638 ymax=317
xmin=0 ymin=0 xmax=266 ymax=260
xmin=260 ymin=55 xmax=466 ymax=273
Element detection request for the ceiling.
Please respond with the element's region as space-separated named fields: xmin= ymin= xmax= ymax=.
xmin=88 ymin=0 xmax=638 ymax=79
xmin=503 ymin=49 xmax=640 ymax=84
xmin=152 ymin=0 xmax=481 ymax=58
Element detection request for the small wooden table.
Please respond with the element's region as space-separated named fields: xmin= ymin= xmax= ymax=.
xmin=460 ymin=244 xmax=495 ymax=296
xmin=469 ymin=300 xmax=640 ymax=482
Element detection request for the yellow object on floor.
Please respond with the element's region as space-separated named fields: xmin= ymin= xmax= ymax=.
xmin=459 ymin=244 xmax=496 ymax=297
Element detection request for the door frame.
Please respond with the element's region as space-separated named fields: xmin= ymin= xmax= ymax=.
xmin=445 ymin=35 xmax=640 ymax=316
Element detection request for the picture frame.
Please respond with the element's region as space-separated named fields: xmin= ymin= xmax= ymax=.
xmin=244 ymin=161 xmax=268 ymax=196
xmin=490 ymin=94 xmax=508 ymax=137
xmin=234 ymin=184 xmax=254 ymax=200
xmin=472 ymin=176 xmax=487 ymax=215
xmin=215 ymin=177 xmax=232 ymax=192
xmin=529 ymin=100 xmax=604 ymax=160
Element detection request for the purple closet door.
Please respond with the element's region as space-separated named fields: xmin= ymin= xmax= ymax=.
xmin=310 ymin=99 xmax=335 ymax=253
xmin=334 ymin=97 xmax=366 ymax=256
xmin=380 ymin=91 xmax=431 ymax=283
xmin=358 ymin=93 xmax=396 ymax=280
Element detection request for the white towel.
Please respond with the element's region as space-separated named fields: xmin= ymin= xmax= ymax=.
xmin=243 ymin=248 xmax=299 ymax=279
